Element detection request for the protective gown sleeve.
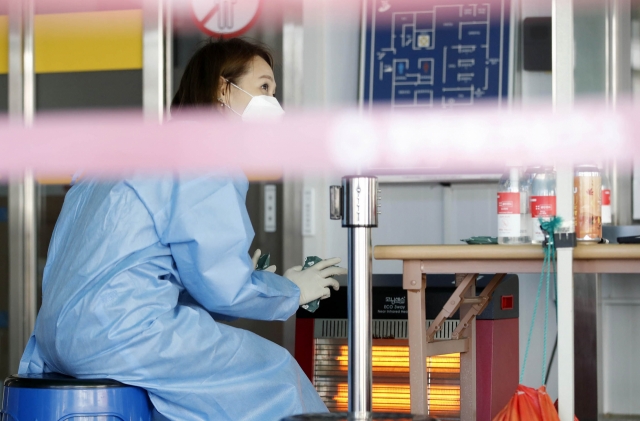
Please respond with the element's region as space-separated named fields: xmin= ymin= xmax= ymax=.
xmin=126 ymin=174 xmax=300 ymax=321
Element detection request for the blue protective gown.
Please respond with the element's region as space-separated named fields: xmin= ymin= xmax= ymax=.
xmin=19 ymin=173 xmax=328 ymax=420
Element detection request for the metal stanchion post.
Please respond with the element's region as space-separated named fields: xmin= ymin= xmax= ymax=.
xmin=331 ymin=176 xmax=379 ymax=416
xmin=344 ymin=177 xmax=378 ymax=415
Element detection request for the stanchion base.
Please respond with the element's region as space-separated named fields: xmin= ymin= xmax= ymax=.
xmin=281 ymin=413 xmax=437 ymax=421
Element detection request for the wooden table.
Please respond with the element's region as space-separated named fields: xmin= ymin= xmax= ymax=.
xmin=374 ymin=244 xmax=640 ymax=420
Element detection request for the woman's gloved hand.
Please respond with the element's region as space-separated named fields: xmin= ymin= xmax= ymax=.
xmin=284 ymin=257 xmax=347 ymax=305
xmin=251 ymin=249 xmax=276 ymax=273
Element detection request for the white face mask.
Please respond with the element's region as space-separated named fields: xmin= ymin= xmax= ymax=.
xmin=224 ymin=81 xmax=285 ymax=122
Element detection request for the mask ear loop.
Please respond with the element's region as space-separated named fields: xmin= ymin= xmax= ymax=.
xmin=219 ymin=79 xmax=250 ymax=117
xmin=225 ymin=79 xmax=255 ymax=98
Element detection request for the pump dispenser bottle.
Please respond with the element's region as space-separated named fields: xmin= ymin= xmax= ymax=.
xmin=498 ymin=166 xmax=531 ymax=244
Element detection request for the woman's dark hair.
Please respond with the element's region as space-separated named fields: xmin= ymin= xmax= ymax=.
xmin=171 ymin=38 xmax=274 ymax=113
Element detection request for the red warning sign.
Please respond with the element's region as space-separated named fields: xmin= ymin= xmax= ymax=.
xmin=191 ymin=0 xmax=261 ymax=38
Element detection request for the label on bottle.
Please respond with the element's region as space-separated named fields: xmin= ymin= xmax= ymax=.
xmin=498 ymin=192 xmax=520 ymax=214
xmin=498 ymin=192 xmax=521 ymax=237
xmin=602 ymin=188 xmax=612 ymax=224
xmin=575 ymin=175 xmax=602 ymax=241
xmin=531 ymin=218 xmax=544 ymax=243
xmin=530 ymin=196 xmax=554 ymax=243
xmin=530 ymin=195 xmax=557 ymax=218
xmin=602 ymin=205 xmax=612 ymax=224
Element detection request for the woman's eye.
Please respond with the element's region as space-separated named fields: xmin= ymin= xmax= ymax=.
xmin=261 ymin=84 xmax=269 ymax=91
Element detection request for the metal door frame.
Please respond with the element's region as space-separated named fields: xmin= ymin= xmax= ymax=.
xmin=8 ymin=0 xmax=37 ymax=372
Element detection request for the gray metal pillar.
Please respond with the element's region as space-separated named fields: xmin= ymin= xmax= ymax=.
xmin=607 ymin=0 xmax=633 ymax=106
xmin=606 ymin=0 xmax=633 ymax=226
xmin=164 ymin=0 xmax=174 ymax=116
xmin=8 ymin=0 xmax=37 ymax=372
xmin=331 ymin=176 xmax=379 ymax=415
xmin=282 ymin=0 xmax=305 ymax=356
xmin=8 ymin=176 xmax=37 ymax=372
xmin=283 ymin=2 xmax=304 ymax=111
xmin=143 ymin=0 xmax=165 ymax=122
xmin=552 ymin=0 xmax=576 ymax=420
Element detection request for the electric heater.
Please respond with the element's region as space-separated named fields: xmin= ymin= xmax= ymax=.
xmin=294 ymin=274 xmax=519 ymax=421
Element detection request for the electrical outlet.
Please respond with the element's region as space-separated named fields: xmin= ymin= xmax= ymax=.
xmin=264 ymin=185 xmax=276 ymax=233
xmin=302 ymin=187 xmax=316 ymax=236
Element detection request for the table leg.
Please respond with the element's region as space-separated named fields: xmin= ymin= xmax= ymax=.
xmin=404 ymin=260 xmax=427 ymax=415
xmin=458 ymin=273 xmax=477 ymax=421
xmin=557 ymin=248 xmax=575 ymax=421
xmin=555 ymin=161 xmax=575 ymax=420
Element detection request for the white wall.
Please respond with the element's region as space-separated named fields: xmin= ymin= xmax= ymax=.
xmin=510 ymin=0 xmax=557 ymax=390
xmin=518 ymin=273 xmax=559 ymax=399
xmin=299 ymin=0 xmax=360 ymax=270
xmin=301 ymin=0 xmax=361 ymax=109
xmin=601 ymin=274 xmax=640 ymax=415
xmin=514 ymin=0 xmax=559 ymax=397
xmin=303 ymin=182 xmax=501 ymax=276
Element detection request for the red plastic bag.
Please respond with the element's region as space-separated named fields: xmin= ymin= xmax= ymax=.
xmin=492 ymin=385 xmax=563 ymax=421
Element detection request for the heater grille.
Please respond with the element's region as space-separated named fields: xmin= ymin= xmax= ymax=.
xmin=313 ymin=330 xmax=461 ymax=419
xmin=314 ymin=319 xmax=459 ymax=340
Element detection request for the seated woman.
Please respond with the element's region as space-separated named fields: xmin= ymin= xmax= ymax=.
xmin=19 ymin=38 xmax=346 ymax=421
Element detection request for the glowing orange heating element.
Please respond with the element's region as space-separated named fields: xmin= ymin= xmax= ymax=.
xmin=332 ymin=383 xmax=412 ymax=412
xmin=332 ymin=345 xmax=460 ymax=414
xmin=336 ymin=345 xmax=410 ymax=372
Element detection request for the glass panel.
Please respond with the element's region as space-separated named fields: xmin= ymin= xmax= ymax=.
xmin=31 ymin=2 xmax=146 ymax=322
xmin=0 ymin=0 xmax=7 ymax=383
xmin=34 ymin=4 xmax=143 ymax=111
xmin=633 ymin=3 xmax=640 ymax=99
xmin=36 ymin=183 xmax=69 ymax=310
xmin=1 ymin=4 xmax=7 ymax=114
xmin=0 ymin=183 xmax=8 ymax=382
xmin=574 ymin=5 xmax=607 ymax=96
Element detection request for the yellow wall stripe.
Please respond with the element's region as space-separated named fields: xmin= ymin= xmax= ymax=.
xmin=33 ymin=174 xmax=283 ymax=185
xmin=36 ymin=176 xmax=73 ymax=185
xmin=0 ymin=10 xmax=142 ymax=74
xmin=0 ymin=11 xmax=142 ymax=75
xmin=33 ymin=174 xmax=282 ymax=186
xmin=0 ymin=16 xmax=8 ymax=74
xmin=35 ymin=10 xmax=142 ymax=74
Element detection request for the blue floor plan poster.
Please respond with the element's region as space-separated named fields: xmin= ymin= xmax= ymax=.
xmin=361 ymin=0 xmax=511 ymax=109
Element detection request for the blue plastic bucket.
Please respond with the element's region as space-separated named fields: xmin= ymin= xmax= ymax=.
xmin=1 ymin=373 xmax=152 ymax=421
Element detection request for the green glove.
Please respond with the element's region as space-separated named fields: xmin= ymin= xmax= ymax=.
xmin=252 ymin=249 xmax=276 ymax=273
xmin=255 ymin=253 xmax=271 ymax=270
xmin=300 ymin=256 xmax=324 ymax=313
xmin=283 ymin=256 xmax=345 ymax=312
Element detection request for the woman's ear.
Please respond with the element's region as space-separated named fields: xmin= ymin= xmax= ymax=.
xmin=217 ymin=76 xmax=228 ymax=104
